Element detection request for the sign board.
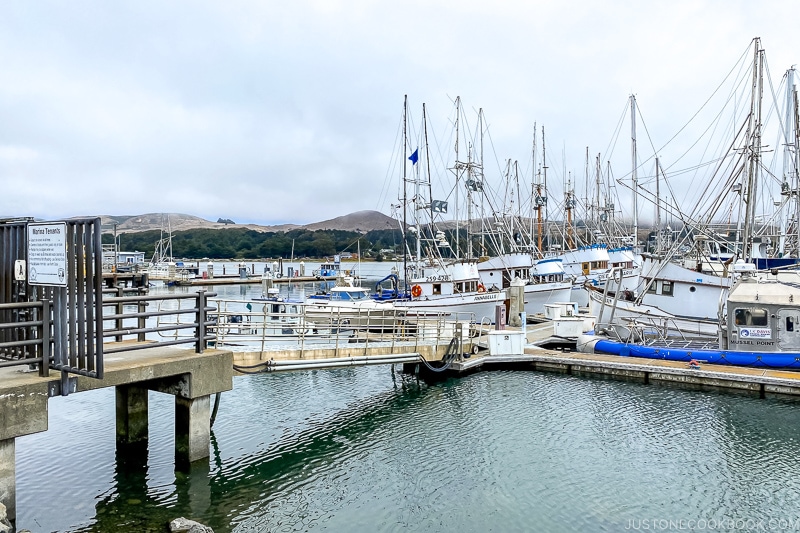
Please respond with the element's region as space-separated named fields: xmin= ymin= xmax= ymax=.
xmin=27 ymin=222 xmax=68 ymax=286
xmin=14 ymin=260 xmax=26 ymax=281
xmin=739 ymin=327 xmax=771 ymax=339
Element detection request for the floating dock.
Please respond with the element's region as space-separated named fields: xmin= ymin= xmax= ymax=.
xmin=443 ymin=340 xmax=800 ymax=398
xmin=175 ymin=275 xmax=330 ymax=286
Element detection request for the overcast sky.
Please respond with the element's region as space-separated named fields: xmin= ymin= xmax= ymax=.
xmin=1 ymin=1 xmax=798 ymax=226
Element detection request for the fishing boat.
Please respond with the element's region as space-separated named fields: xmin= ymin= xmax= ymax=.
xmin=580 ymin=37 xmax=800 ymax=368
xmin=478 ymin=253 xmax=572 ymax=315
xmin=397 ymin=258 xmax=505 ymax=322
xmin=579 ymin=266 xmax=800 ymax=369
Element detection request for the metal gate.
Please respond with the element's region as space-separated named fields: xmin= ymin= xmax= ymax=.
xmin=0 ymin=217 xmax=104 ymax=386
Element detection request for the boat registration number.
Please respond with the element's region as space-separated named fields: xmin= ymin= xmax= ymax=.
xmin=426 ymin=275 xmax=451 ymax=282
xmin=739 ymin=328 xmax=771 ymax=338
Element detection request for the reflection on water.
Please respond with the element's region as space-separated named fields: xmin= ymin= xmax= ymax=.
xmin=15 ymin=368 xmax=800 ymax=532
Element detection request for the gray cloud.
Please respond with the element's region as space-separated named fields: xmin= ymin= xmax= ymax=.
xmin=0 ymin=0 xmax=797 ymax=225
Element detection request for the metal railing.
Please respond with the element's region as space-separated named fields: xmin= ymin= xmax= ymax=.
xmin=2 ymin=287 xmax=479 ymax=374
xmin=207 ymin=297 xmax=478 ymax=358
xmin=101 ymin=290 xmax=217 ymax=354
xmin=0 ymin=300 xmax=50 ymax=376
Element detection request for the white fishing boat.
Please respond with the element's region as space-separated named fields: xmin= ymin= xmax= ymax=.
xmin=398 ymin=259 xmax=505 ymax=323
xmin=580 ymin=267 xmax=800 ymax=369
xmin=478 ymin=253 xmax=572 ymax=315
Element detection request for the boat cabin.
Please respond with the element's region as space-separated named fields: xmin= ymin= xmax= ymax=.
xmin=724 ymin=279 xmax=800 ymax=352
xmin=328 ymin=286 xmax=373 ymax=302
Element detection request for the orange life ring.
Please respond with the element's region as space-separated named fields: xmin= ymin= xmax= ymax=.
xmin=411 ymin=284 xmax=422 ymax=297
xmin=477 ymin=283 xmax=486 ymax=293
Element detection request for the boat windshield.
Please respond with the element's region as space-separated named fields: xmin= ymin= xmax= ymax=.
xmin=330 ymin=289 xmax=370 ymax=301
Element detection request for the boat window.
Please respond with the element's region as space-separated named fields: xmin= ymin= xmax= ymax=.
xmin=454 ymin=282 xmax=463 ymax=294
xmin=662 ymin=281 xmax=673 ymax=296
xmin=644 ymin=279 xmax=656 ymax=293
xmin=734 ymin=308 xmax=768 ymax=326
xmin=433 ymin=283 xmax=441 ymax=295
xmin=787 ymin=316 xmax=795 ymax=332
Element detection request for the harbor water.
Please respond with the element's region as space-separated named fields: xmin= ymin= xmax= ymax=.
xmin=13 ymin=270 xmax=800 ymax=532
xmin=16 ymin=362 xmax=800 ymax=531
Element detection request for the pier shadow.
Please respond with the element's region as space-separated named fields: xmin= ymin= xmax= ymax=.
xmin=84 ymin=373 xmax=429 ymax=532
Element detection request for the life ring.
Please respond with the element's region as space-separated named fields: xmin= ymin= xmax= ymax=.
xmin=411 ymin=285 xmax=422 ymax=297
xmin=477 ymin=283 xmax=486 ymax=293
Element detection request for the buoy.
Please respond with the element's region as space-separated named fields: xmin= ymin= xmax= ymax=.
xmin=411 ymin=284 xmax=422 ymax=297
xmin=477 ymin=283 xmax=486 ymax=293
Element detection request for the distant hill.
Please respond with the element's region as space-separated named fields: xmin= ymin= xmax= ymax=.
xmin=99 ymin=210 xmax=399 ymax=234
xmin=304 ymin=210 xmax=398 ymax=232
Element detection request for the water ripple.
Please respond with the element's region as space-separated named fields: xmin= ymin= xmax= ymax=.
xmin=14 ymin=367 xmax=800 ymax=532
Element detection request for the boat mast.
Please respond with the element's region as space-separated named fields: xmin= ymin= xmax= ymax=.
xmin=742 ymin=38 xmax=763 ymax=262
xmin=565 ymin=174 xmax=574 ymax=250
xmin=416 ymin=104 xmax=425 ymax=265
xmin=630 ymin=94 xmax=639 ymax=251
xmin=542 ymin=125 xmax=548 ymax=253
xmin=595 ymin=153 xmax=601 ymax=227
xmin=655 ymin=157 xmax=662 ymax=254
xmin=529 ymin=125 xmax=536 ymax=253
xmin=454 ymin=97 xmax=461 ymax=259
xmin=467 ymin=146 xmax=474 ymax=259
xmin=783 ymin=67 xmax=798 ymax=256
xmin=423 ymin=102 xmax=434 ymax=252
xmin=480 ymin=108 xmax=486 ymax=256
xmin=584 ymin=147 xmax=590 ymax=236
xmin=794 ymin=78 xmax=800 ymax=257
xmin=402 ymin=95 xmax=408 ymax=288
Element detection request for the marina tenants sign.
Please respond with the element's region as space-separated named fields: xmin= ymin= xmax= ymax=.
xmin=27 ymin=222 xmax=68 ymax=286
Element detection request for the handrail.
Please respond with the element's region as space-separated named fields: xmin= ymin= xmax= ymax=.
xmin=101 ymin=290 xmax=217 ymax=353
xmin=206 ymin=296 xmax=471 ymax=358
xmin=0 ymin=299 xmax=50 ymax=376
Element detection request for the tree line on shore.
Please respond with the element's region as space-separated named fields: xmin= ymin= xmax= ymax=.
xmin=102 ymin=227 xmax=406 ymax=260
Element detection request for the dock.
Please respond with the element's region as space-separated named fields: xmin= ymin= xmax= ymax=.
xmin=176 ymin=274 xmax=332 ymax=286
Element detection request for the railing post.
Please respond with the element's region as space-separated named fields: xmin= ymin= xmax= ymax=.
xmin=115 ymin=286 xmax=124 ymax=342
xmin=39 ymin=299 xmax=50 ymax=377
xmin=196 ymin=290 xmax=207 ymax=353
xmin=137 ymin=299 xmax=146 ymax=342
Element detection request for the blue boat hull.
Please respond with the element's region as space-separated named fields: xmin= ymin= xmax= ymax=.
xmin=593 ymin=339 xmax=800 ymax=369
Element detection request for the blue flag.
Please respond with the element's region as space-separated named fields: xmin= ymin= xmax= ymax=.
xmin=409 ymin=148 xmax=419 ymax=165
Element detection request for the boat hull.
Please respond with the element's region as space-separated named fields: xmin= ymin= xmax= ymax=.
xmin=395 ymin=291 xmax=506 ymax=323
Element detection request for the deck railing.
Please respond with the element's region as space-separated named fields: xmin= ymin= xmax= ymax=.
xmin=0 ymin=300 xmax=50 ymax=376
xmin=101 ymin=290 xmax=217 ymax=354
xmin=207 ymin=297 xmax=477 ymax=358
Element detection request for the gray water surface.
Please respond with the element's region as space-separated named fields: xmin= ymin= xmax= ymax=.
xmin=16 ymin=367 xmax=800 ymax=532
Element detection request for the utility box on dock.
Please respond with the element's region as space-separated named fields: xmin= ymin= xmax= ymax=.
xmin=553 ymin=317 xmax=584 ymax=338
xmin=488 ymin=330 xmax=525 ymax=355
xmin=544 ymin=304 xmax=562 ymax=320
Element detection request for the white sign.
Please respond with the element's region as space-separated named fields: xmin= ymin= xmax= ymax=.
xmin=27 ymin=223 xmax=68 ymax=286
xmin=739 ymin=327 xmax=771 ymax=339
xmin=14 ymin=260 xmax=26 ymax=281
